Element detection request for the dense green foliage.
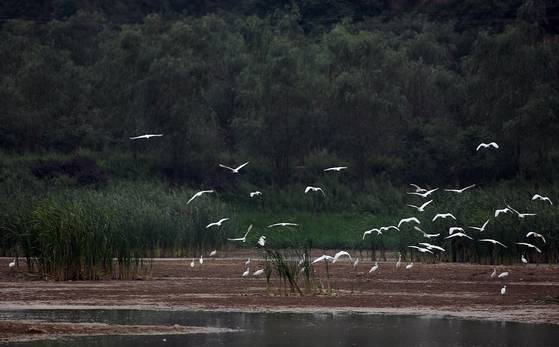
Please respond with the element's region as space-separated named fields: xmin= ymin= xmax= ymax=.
xmin=1 ymin=0 xmax=558 ymax=278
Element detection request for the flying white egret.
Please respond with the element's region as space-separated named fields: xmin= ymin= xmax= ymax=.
xmin=432 ymin=213 xmax=456 ymax=222
xmin=245 ymin=257 xmax=251 ymax=266
xmin=369 ymin=262 xmax=379 ymax=274
xmin=324 ymin=166 xmax=347 ymax=172
xmin=380 ymin=225 xmax=400 ymax=232
xmin=418 ymin=243 xmax=446 ymax=252
xmin=408 ymin=246 xmax=434 ymax=254
xmin=532 ymin=194 xmax=552 ymax=205
xmin=209 ymin=250 xmax=217 ymax=257
xmin=257 ymin=235 xmax=266 ymax=247
xmin=304 ymin=186 xmax=326 ymax=196
xmin=490 ymin=268 xmax=496 ymax=278
xmin=494 ymin=208 xmax=511 ymax=218
xmin=267 ymin=222 xmax=298 ymax=228
xmin=312 ymin=255 xmax=334 ymax=264
xmin=227 ymin=224 xmax=253 ymax=242
xmin=501 ymin=285 xmax=507 ymax=295
xmin=498 ymin=271 xmax=509 ymax=279
xmin=469 ymin=219 xmax=490 ymax=232
xmin=206 ymin=218 xmax=230 ymax=228
xmin=242 ymin=268 xmax=250 ymax=277
xmin=362 ymin=228 xmax=382 ymax=240
xmin=478 ymin=239 xmax=507 ymax=248
xmin=407 ymin=200 xmax=433 ymax=212
xmin=409 ymin=184 xmax=428 ymax=193
xmin=353 ymin=258 xmax=359 ymax=269
xmin=396 ymin=254 xmax=402 ymax=268
xmin=414 ymin=226 xmax=440 ymax=238
xmin=398 ymin=217 xmax=421 ymax=228
xmin=521 ymin=255 xmax=528 ymax=264
xmin=407 ymin=188 xmax=439 ymax=198
xmin=505 ymin=204 xmax=536 ymax=219
xmin=444 ymin=184 xmax=476 ymax=193
xmin=449 ymin=227 xmax=464 ymax=235
xmin=515 ymin=242 xmax=542 ymax=253
xmin=526 ymin=232 xmax=546 ymax=243
xmin=333 ymin=251 xmax=353 ymax=263
xmin=219 ymin=161 xmax=249 ymax=174
xmin=186 ymin=190 xmax=215 ymax=205
xmin=476 ymin=142 xmax=499 ymax=151
xmin=129 ymin=134 xmax=163 ymax=140
xmin=253 ymin=269 xmax=264 ymax=276
xmin=199 ymin=255 xmax=204 ymax=265
xmin=249 ymin=191 xmax=262 ymax=198
xmin=445 ymin=232 xmax=473 ymax=240
xmin=405 ymin=262 xmax=414 ymax=270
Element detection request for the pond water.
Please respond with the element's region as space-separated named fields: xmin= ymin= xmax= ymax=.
xmin=2 ymin=309 xmax=558 ymax=347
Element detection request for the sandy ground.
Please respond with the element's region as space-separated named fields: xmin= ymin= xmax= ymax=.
xmin=1 ymin=252 xmax=558 ymax=342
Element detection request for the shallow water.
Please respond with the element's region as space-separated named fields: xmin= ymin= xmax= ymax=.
xmin=2 ymin=309 xmax=559 ymax=347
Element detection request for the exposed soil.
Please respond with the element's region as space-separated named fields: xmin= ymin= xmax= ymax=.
xmin=1 ymin=252 xmax=558 ymax=342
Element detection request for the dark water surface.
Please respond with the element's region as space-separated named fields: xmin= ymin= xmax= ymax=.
xmin=2 ymin=309 xmax=558 ymax=347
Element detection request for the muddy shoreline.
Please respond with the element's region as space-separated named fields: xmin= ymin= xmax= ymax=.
xmin=1 ymin=253 xmax=558 ymax=342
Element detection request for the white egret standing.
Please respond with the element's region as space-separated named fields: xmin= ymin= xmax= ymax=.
xmin=190 ymin=259 xmax=195 ymax=268
xmin=469 ymin=219 xmax=490 ymax=232
xmin=333 ymin=251 xmax=353 ymax=263
xmin=490 ymin=268 xmax=497 ymax=278
xmin=352 ymin=258 xmax=359 ymax=269
xmin=250 ymin=191 xmax=262 ymax=198
xmin=267 ymin=222 xmax=298 ymax=228
xmin=369 ymin=262 xmax=379 ymax=274
xmin=242 ymin=268 xmax=250 ymax=277
xmin=8 ymin=259 xmax=15 ymax=269
xmin=257 ymin=235 xmax=266 ymax=247
xmin=396 ymin=254 xmax=402 ymax=268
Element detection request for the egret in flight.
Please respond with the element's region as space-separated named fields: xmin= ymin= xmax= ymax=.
xmin=409 ymin=184 xmax=428 ymax=193
xmin=312 ymin=255 xmax=334 ymax=264
xmin=476 ymin=142 xmax=499 ymax=151
xmin=186 ymin=190 xmax=215 ymax=205
xmin=490 ymin=268 xmax=496 ymax=278
xmin=494 ymin=207 xmax=512 ymax=218
xmin=444 ymin=184 xmax=476 ymax=193
xmin=478 ymin=239 xmax=507 ymax=248
xmin=506 ymin=204 xmax=536 ymax=219
xmin=206 ymin=218 xmax=230 ymax=228
xmin=469 ymin=219 xmax=490 ymax=232
xmin=414 ymin=226 xmax=440 ymax=238
xmin=324 ymin=166 xmax=347 ymax=172
xmin=227 ymin=225 xmax=253 ymax=242
xmin=526 ymin=232 xmax=546 ymax=243
xmin=407 ymin=188 xmax=438 ymax=198
xmin=515 ymin=242 xmax=542 ymax=253
xmin=532 ymin=194 xmax=552 ymax=205
xmin=129 ymin=134 xmax=163 ymax=140
xmin=398 ymin=217 xmax=421 ymax=228
xmin=199 ymin=255 xmax=204 ymax=265
xmin=305 ymin=186 xmax=325 ymax=196
xmin=250 ymin=191 xmax=262 ymax=198
xmin=432 ymin=213 xmax=456 ymax=222
xmin=267 ymin=222 xmax=298 ymax=228
xmin=445 ymin=232 xmax=473 ymax=240
xmin=362 ymin=228 xmax=382 ymax=240
xmin=408 ymin=246 xmax=433 ymax=254
xmin=396 ymin=254 xmax=402 ymax=268
xmin=333 ymin=251 xmax=353 ymax=263
xmin=407 ymin=200 xmax=433 ymax=212
xmin=501 ymin=285 xmax=507 ymax=295
xmin=219 ymin=161 xmax=249 ymax=174
xmin=449 ymin=227 xmax=464 ymax=235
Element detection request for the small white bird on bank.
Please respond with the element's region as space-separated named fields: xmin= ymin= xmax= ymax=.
xmin=242 ymin=268 xmax=250 ymax=277
xmin=267 ymin=222 xmax=298 ymax=228
xmin=407 ymin=200 xmax=433 ymax=212
xmin=199 ymin=255 xmax=204 ymax=265
xmin=129 ymin=134 xmax=163 ymax=140
xmin=501 ymin=285 xmax=507 ymax=295
xmin=219 ymin=161 xmax=249 ymax=174
xmin=369 ymin=262 xmax=379 ymax=273
xmin=227 ymin=225 xmax=253 ymax=243
xmin=8 ymin=259 xmax=15 ymax=269
xmin=432 ymin=213 xmax=456 ymax=222
xmin=186 ymin=190 xmax=215 ymax=205
xmin=245 ymin=258 xmax=251 ymax=266
xmin=253 ymin=269 xmax=264 ymax=276
xmin=305 ymin=186 xmax=325 ymax=196
xmin=324 ymin=166 xmax=347 ymax=172
xmin=333 ymin=251 xmax=353 ymax=263
xmin=209 ymin=250 xmax=217 ymax=257
xmin=405 ymin=262 xmax=414 ymax=270
xmin=526 ymin=232 xmax=546 ymax=244
xmin=478 ymin=239 xmax=508 ymax=248
xmin=206 ymin=218 xmax=230 ymax=228
xmin=476 ymin=142 xmax=499 ymax=151
xmin=532 ymin=194 xmax=552 ymax=205
xmin=498 ymin=271 xmax=509 ymax=279
xmin=469 ymin=219 xmax=490 ymax=232
xmin=398 ymin=217 xmax=421 ymax=228
xmin=521 ymin=255 xmax=528 ymax=264
xmin=444 ymin=184 xmax=476 ymax=193
xmin=414 ymin=226 xmax=440 ymax=238
xmin=516 ymin=242 xmax=542 ymax=253
xmin=490 ymin=268 xmax=497 ymax=278
xmin=396 ymin=254 xmax=402 ymax=268
xmin=353 ymin=258 xmax=359 ymax=269
xmin=407 ymin=188 xmax=439 ymax=198
xmin=250 ymin=191 xmax=262 ymax=198
xmin=190 ymin=259 xmax=195 ymax=268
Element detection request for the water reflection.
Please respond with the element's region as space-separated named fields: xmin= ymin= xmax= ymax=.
xmin=2 ymin=309 xmax=558 ymax=347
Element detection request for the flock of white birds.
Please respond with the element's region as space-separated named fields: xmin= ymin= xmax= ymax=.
xmin=9 ymin=135 xmax=551 ymax=299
